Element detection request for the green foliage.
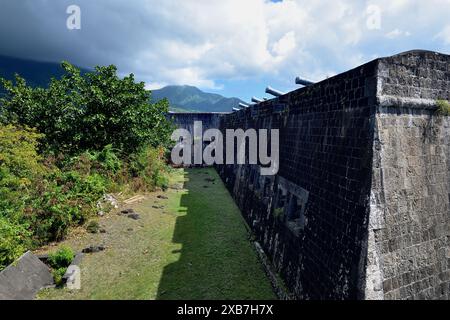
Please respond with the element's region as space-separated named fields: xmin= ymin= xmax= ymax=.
xmin=92 ymin=145 xmax=122 ymax=173
xmin=436 ymin=99 xmax=450 ymax=116
xmin=86 ymin=220 xmax=100 ymax=234
xmin=129 ymin=146 xmax=169 ymax=191
xmin=0 ymin=216 xmax=31 ymax=270
xmin=157 ymin=175 xmax=169 ymax=192
xmin=47 ymin=246 xmax=74 ymax=269
xmin=0 ymin=62 xmax=173 ymax=155
xmin=28 ymin=169 xmax=106 ymax=242
xmin=52 ymin=267 xmax=68 ymax=287
xmin=0 ymin=125 xmax=44 ymax=268
xmin=0 ymin=124 xmax=44 ymax=179
xmin=0 ymin=61 xmax=172 ymax=271
xmin=0 ymin=125 xmax=170 ymax=270
xmin=48 ymin=246 xmax=74 ymax=287
xmin=273 ymin=207 xmax=284 ymax=220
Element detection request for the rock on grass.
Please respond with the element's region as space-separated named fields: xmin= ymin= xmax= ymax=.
xmin=127 ymin=213 xmax=140 ymax=220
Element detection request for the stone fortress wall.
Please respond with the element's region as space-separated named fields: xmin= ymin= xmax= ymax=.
xmin=170 ymin=50 xmax=450 ymax=300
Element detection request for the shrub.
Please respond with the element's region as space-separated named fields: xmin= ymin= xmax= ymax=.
xmin=52 ymin=267 xmax=68 ymax=287
xmin=0 ymin=124 xmax=44 ymax=179
xmin=0 ymin=125 xmax=44 ymax=267
xmin=48 ymin=246 xmax=75 ymax=287
xmin=157 ymin=174 xmax=169 ymax=191
xmin=129 ymin=146 xmax=168 ymax=191
xmin=0 ymin=167 xmax=27 ymax=220
xmin=29 ymin=170 xmax=106 ymax=242
xmin=86 ymin=220 xmax=100 ymax=234
xmin=436 ymin=99 xmax=450 ymax=116
xmin=47 ymin=246 xmax=74 ymax=269
xmin=29 ymin=195 xmax=78 ymax=242
xmin=273 ymin=207 xmax=284 ymax=221
xmin=0 ymin=125 xmax=47 ymax=224
xmin=0 ymin=125 xmax=170 ymax=270
xmin=0 ymin=216 xmax=31 ymax=269
xmin=93 ymin=145 xmax=122 ymax=173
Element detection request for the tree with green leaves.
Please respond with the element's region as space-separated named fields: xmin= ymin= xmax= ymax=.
xmin=0 ymin=62 xmax=173 ymax=155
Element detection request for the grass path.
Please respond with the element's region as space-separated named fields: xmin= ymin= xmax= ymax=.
xmin=37 ymin=168 xmax=275 ymax=300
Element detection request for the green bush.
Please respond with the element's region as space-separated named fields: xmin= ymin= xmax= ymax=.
xmin=86 ymin=220 xmax=100 ymax=233
xmin=28 ymin=169 xmax=108 ymax=242
xmin=52 ymin=267 xmax=68 ymax=287
xmin=0 ymin=125 xmax=44 ymax=267
xmin=129 ymin=146 xmax=168 ymax=191
xmin=0 ymin=216 xmax=31 ymax=269
xmin=436 ymin=99 xmax=450 ymax=116
xmin=47 ymin=246 xmax=74 ymax=269
xmin=93 ymin=145 xmax=122 ymax=173
xmin=48 ymin=246 xmax=75 ymax=287
xmin=0 ymin=124 xmax=44 ymax=177
xmin=157 ymin=174 xmax=169 ymax=192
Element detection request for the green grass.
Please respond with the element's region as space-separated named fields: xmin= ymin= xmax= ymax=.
xmin=37 ymin=168 xmax=275 ymax=300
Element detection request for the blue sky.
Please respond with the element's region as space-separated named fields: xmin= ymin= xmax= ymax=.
xmin=0 ymin=0 xmax=450 ymax=101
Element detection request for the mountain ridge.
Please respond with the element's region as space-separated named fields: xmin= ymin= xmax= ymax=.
xmin=151 ymin=85 xmax=243 ymax=112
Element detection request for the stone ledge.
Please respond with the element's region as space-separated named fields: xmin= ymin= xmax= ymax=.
xmin=0 ymin=251 xmax=54 ymax=300
xmin=62 ymin=252 xmax=84 ymax=290
xmin=378 ymin=95 xmax=438 ymax=110
xmin=253 ymin=242 xmax=293 ymax=300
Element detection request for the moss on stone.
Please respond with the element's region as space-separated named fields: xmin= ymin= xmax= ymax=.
xmin=436 ymin=99 xmax=450 ymax=116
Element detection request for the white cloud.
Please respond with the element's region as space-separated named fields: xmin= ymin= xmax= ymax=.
xmin=385 ymin=29 xmax=411 ymax=39
xmin=145 ymin=82 xmax=167 ymax=91
xmin=435 ymin=25 xmax=450 ymax=45
xmin=272 ymin=31 xmax=296 ymax=58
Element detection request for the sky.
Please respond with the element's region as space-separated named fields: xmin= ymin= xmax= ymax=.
xmin=0 ymin=0 xmax=449 ymax=100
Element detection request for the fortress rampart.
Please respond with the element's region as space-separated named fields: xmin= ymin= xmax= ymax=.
xmin=170 ymin=50 xmax=450 ymax=300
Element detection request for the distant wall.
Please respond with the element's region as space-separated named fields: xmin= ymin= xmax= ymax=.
xmin=167 ymin=112 xmax=228 ymax=166
xmin=167 ymin=112 xmax=227 ymax=136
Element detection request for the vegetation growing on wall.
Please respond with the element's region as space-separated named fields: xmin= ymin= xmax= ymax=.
xmin=47 ymin=246 xmax=75 ymax=286
xmin=273 ymin=207 xmax=284 ymax=221
xmin=0 ymin=62 xmax=174 ymax=270
xmin=436 ymin=99 xmax=450 ymax=116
